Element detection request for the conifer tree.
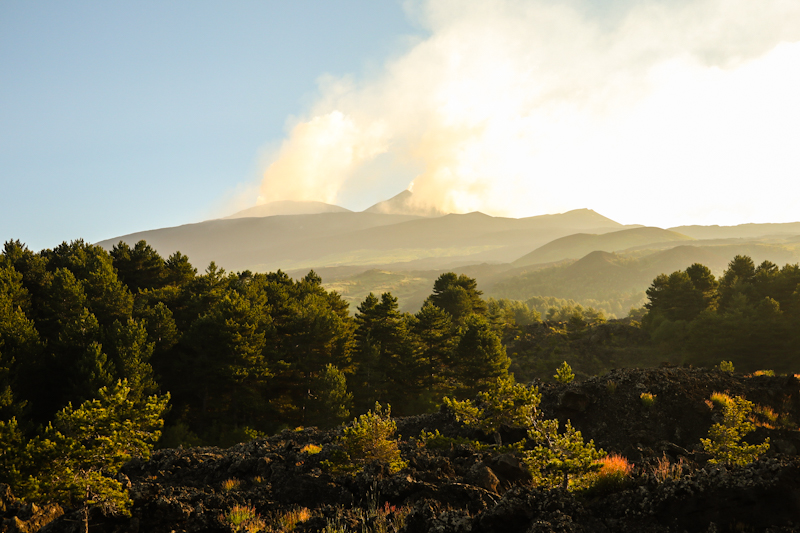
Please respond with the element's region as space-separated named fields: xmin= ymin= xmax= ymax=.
xmin=427 ymin=272 xmax=486 ymax=322
xmin=308 ymin=364 xmax=352 ymax=428
xmin=23 ymin=381 xmax=169 ymax=528
xmin=110 ymin=240 xmax=168 ymax=293
xmin=411 ymin=302 xmax=457 ymax=408
xmin=450 ymin=315 xmax=510 ymax=398
xmin=105 ymin=318 xmax=157 ymax=400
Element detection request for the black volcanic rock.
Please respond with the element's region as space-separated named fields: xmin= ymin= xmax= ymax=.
xmin=13 ymin=368 xmax=800 ymax=533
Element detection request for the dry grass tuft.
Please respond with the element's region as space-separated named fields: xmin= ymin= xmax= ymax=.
xmin=224 ymin=504 xmax=265 ymax=533
xmin=221 ymin=478 xmax=242 ymax=492
xmin=300 ymin=443 xmax=322 ymax=454
xmin=652 ymin=454 xmax=685 ymax=482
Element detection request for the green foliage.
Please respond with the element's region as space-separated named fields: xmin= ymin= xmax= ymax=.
xmin=427 ymin=272 xmax=486 ymax=322
xmin=644 ymin=264 xmax=718 ymax=324
xmin=224 ymin=504 xmax=265 ymax=533
xmin=110 ymin=240 xmax=168 ymax=293
xmin=0 ymin=417 xmax=28 ymax=489
xmin=451 ymin=315 xmax=510 ymax=398
xmin=337 ymin=403 xmax=406 ymax=474
xmin=546 ymin=304 xmax=605 ymax=325
xmin=526 ymin=419 xmax=605 ymax=490
xmin=643 ymin=255 xmax=800 ymax=374
xmin=718 ymin=360 xmax=735 ymax=373
xmin=418 ymin=429 xmax=479 ymax=450
xmin=444 ymin=374 xmax=605 ymax=489
xmin=554 ymin=361 xmax=575 ymax=384
xmin=308 ymin=364 xmax=353 ymax=428
xmin=443 ymin=375 xmax=539 ymax=445
xmin=486 ymin=298 xmax=541 ymax=330
xmin=3 ymin=380 xmax=168 ymax=520
xmin=417 ymin=429 xmax=523 ymax=454
xmin=701 ymin=395 xmax=770 ymax=466
xmin=640 ymin=392 xmax=657 ymax=408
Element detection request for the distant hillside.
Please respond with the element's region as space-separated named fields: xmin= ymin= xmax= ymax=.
xmin=97 ymin=209 xmax=628 ymax=273
xmin=225 ymin=200 xmax=351 ymax=218
xmin=669 ymin=221 xmax=800 ymax=240
xmin=490 ymin=242 xmax=800 ymax=316
xmin=513 ymin=227 xmax=693 ymax=267
xmin=96 ymin=212 xmax=421 ymax=272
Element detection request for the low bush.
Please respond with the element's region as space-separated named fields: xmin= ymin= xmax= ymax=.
xmin=224 ymin=504 xmax=264 ymax=533
xmin=554 ymin=361 xmax=575 ymax=384
xmin=323 ymin=403 xmax=406 ymax=475
xmin=701 ymin=394 xmax=770 ymax=466
xmin=640 ymin=392 xmax=656 ymax=408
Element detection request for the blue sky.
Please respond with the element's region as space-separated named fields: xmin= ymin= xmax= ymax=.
xmin=3 ymin=0 xmax=800 ymax=252
xmin=0 ymin=1 xmax=421 ymax=250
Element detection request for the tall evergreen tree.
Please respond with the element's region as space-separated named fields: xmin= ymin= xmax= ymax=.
xmin=110 ymin=240 xmax=168 ymax=293
xmin=451 ymin=315 xmax=510 ymax=398
xmin=427 ymin=272 xmax=486 ymax=322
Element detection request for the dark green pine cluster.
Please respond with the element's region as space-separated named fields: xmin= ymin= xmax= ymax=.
xmin=0 ymin=240 xmax=511 ymax=452
xmin=643 ymin=254 xmax=800 ymax=372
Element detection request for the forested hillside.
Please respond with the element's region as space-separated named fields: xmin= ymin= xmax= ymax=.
xmin=3 ymin=238 xmax=798 ymax=447
xmin=2 ymin=237 xmax=800 ymax=531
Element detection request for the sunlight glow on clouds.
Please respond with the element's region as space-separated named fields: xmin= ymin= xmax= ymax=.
xmin=257 ymin=0 xmax=800 ymax=226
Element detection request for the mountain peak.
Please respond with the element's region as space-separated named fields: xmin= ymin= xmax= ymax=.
xmin=363 ymin=190 xmax=446 ymax=217
xmin=226 ymin=200 xmax=351 ymax=219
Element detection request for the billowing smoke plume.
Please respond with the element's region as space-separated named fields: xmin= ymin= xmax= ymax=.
xmin=258 ymin=0 xmax=800 ymax=226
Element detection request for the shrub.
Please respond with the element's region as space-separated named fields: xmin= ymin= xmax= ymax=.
xmin=640 ymin=392 xmax=657 ymax=408
xmin=336 ymin=403 xmax=406 ymax=474
xmin=418 ymin=429 xmax=523 ymax=454
xmin=446 ymin=375 xmax=604 ymax=490
xmin=443 ymin=375 xmax=539 ymax=446
xmin=525 ymin=419 xmax=605 ymax=490
xmin=701 ymin=395 xmax=770 ymax=466
xmin=718 ymin=360 xmax=735 ymax=372
xmin=605 ymin=380 xmax=617 ymax=394
xmin=554 ymin=361 xmax=575 ymax=384
xmin=418 ymin=430 xmax=480 ymax=450
xmin=753 ymin=369 xmax=775 ymax=377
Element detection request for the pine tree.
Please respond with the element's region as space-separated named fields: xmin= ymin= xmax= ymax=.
xmin=308 ymin=364 xmax=353 ymax=428
xmin=7 ymin=381 xmax=168 ymax=530
xmin=427 ymin=272 xmax=486 ymax=322
xmin=450 ymin=315 xmax=510 ymax=398
xmin=110 ymin=240 xmax=168 ymax=293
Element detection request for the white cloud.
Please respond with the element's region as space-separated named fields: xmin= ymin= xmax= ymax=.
xmin=256 ymin=0 xmax=800 ymax=225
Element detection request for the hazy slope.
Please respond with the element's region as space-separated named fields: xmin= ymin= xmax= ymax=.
xmin=97 ymin=208 xmax=628 ymax=273
xmin=670 ymin=222 xmax=800 ymax=240
xmin=226 ymin=200 xmax=351 ymax=218
xmin=512 ymin=227 xmax=693 ymax=267
xmin=490 ymin=242 xmax=800 ymax=308
xmin=96 ymin=212 xmax=422 ymax=272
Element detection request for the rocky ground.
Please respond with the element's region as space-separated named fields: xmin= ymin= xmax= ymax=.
xmin=3 ymin=367 xmax=800 ymax=533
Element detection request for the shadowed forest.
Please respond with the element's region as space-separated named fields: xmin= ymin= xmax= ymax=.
xmin=2 ymin=239 xmax=798 ymax=445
